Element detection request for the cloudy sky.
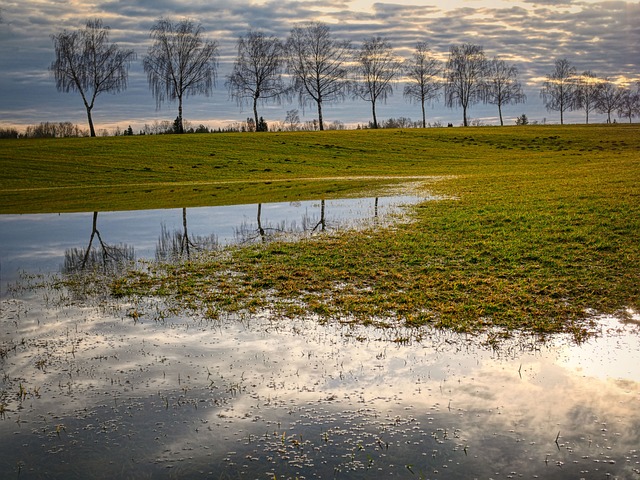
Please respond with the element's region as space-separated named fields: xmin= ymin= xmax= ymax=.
xmin=0 ymin=0 xmax=638 ymax=132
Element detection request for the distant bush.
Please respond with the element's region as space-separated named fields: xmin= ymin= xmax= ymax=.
xmin=0 ymin=127 xmax=19 ymax=139
xmin=22 ymin=122 xmax=88 ymax=138
xmin=358 ymin=117 xmax=440 ymax=129
xmin=193 ymin=124 xmax=210 ymax=133
xmin=325 ymin=120 xmax=346 ymax=130
xmin=382 ymin=117 xmax=421 ymax=128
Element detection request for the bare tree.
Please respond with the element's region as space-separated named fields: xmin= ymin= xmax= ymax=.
xmin=617 ymin=84 xmax=640 ymax=123
xmin=226 ymin=31 xmax=288 ymax=131
xmin=444 ymin=44 xmax=488 ymax=127
xmin=285 ymin=22 xmax=351 ymax=131
xmin=540 ymin=58 xmax=577 ymax=125
xmin=50 ymin=19 xmax=135 ymax=137
xmin=284 ymin=109 xmax=300 ymax=131
xmin=353 ymin=37 xmax=403 ymax=129
xmin=143 ymin=18 xmax=219 ymax=134
xmin=575 ymin=71 xmax=602 ymax=124
xmin=485 ymin=57 xmax=526 ymax=126
xmin=403 ymin=42 xmax=442 ymax=128
xmin=596 ymin=79 xmax=624 ymax=123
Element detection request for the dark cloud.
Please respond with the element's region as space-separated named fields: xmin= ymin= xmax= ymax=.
xmin=0 ymin=0 xmax=638 ymax=130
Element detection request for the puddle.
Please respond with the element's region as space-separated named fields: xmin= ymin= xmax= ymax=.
xmin=1 ymin=285 xmax=640 ymax=478
xmin=0 ymin=193 xmax=427 ymax=295
xmin=1 ymin=191 xmax=640 ymax=478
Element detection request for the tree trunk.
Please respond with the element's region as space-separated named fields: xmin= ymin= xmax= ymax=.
xmin=86 ymin=106 xmax=96 ymax=137
xmin=177 ymin=96 xmax=184 ymax=134
xmin=257 ymin=203 xmax=265 ymax=242
xmin=313 ymin=200 xmax=326 ymax=232
xmin=253 ymin=95 xmax=259 ymax=131
xmin=81 ymin=93 xmax=96 ymax=137
xmin=181 ymin=207 xmax=190 ymax=258
xmin=317 ymin=100 xmax=324 ymax=131
xmin=498 ymin=103 xmax=504 ymax=126
xmin=462 ymin=105 xmax=468 ymax=127
xmin=421 ymin=100 xmax=426 ymax=128
xmin=372 ymin=101 xmax=378 ymax=129
xmin=82 ymin=212 xmax=99 ymax=268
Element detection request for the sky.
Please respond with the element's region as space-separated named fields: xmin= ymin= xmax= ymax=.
xmin=0 ymin=0 xmax=638 ymax=132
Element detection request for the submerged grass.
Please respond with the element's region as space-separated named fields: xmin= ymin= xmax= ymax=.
xmin=4 ymin=125 xmax=639 ymax=336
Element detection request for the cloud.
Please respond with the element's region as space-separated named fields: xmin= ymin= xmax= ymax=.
xmin=0 ymin=0 xmax=638 ymax=130
xmin=524 ymin=0 xmax=573 ymax=5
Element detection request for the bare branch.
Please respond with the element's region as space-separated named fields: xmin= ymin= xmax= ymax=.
xmin=485 ymin=57 xmax=526 ymax=126
xmin=574 ymin=71 xmax=602 ymax=124
xmin=595 ymin=79 xmax=624 ymax=123
xmin=617 ymin=83 xmax=640 ymax=123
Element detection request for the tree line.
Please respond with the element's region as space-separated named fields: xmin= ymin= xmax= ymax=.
xmin=33 ymin=18 xmax=640 ymax=137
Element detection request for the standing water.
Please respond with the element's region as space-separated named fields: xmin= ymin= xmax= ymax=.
xmin=1 ymin=194 xmax=639 ymax=478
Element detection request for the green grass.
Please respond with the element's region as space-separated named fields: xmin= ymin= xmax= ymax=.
xmin=1 ymin=130 xmax=449 ymax=212
xmin=7 ymin=125 xmax=636 ymax=213
xmin=3 ymin=125 xmax=639 ymax=337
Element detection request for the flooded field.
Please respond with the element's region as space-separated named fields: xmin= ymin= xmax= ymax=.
xmin=1 ymin=194 xmax=640 ymax=479
xmin=0 ymin=194 xmax=421 ymax=289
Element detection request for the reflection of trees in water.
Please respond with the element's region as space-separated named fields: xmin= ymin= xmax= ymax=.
xmin=312 ymin=199 xmax=326 ymax=232
xmin=155 ymin=208 xmax=218 ymax=261
xmin=235 ymin=201 xmax=332 ymax=244
xmin=63 ymin=212 xmax=135 ymax=274
xmin=64 ymin=198 xmax=382 ymax=271
xmin=235 ymin=203 xmax=285 ymax=244
xmin=233 ymin=198 xmax=384 ymax=244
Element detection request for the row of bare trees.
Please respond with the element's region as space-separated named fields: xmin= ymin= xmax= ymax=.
xmin=50 ymin=19 xmax=640 ymax=136
xmin=540 ymin=58 xmax=640 ymax=124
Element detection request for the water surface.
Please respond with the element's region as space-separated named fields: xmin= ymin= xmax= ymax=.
xmin=1 ymin=192 xmax=639 ymax=479
xmin=0 ymin=194 xmax=419 ymax=295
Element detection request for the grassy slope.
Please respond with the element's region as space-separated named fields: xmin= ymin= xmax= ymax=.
xmin=3 ymin=125 xmax=613 ymax=213
xmin=2 ymin=130 xmax=451 ymax=213
xmin=3 ymin=125 xmax=639 ymax=336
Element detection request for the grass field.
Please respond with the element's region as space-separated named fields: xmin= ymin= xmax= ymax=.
xmin=3 ymin=125 xmax=639 ymax=337
xmin=3 ymin=124 xmax=636 ymax=214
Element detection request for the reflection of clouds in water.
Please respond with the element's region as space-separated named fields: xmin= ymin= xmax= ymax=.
xmin=558 ymin=314 xmax=640 ymax=383
xmin=1 ymin=294 xmax=639 ymax=478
